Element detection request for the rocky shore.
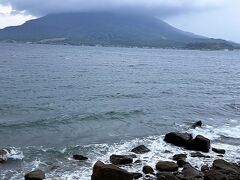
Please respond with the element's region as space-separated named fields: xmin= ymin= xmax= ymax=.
xmin=1 ymin=121 xmax=239 ymax=180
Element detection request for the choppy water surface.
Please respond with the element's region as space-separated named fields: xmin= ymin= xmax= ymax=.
xmin=0 ymin=43 xmax=239 ymax=179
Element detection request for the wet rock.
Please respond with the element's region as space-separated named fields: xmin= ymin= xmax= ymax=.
xmin=186 ymin=135 xmax=210 ymax=152
xmin=24 ymin=170 xmax=45 ymax=180
xmin=177 ymin=159 xmax=187 ymax=168
xmin=91 ymin=161 xmax=133 ymax=180
xmin=133 ymin=172 xmax=142 ymax=179
xmin=201 ymin=165 xmax=210 ymax=172
xmin=110 ymin=155 xmax=133 ymax=165
xmin=164 ymin=150 xmax=172 ymax=153
xmin=208 ymin=159 xmax=240 ymax=180
xmin=204 ymin=170 xmax=227 ymax=180
xmin=157 ymin=172 xmax=178 ymax=180
xmin=182 ymin=163 xmax=202 ymax=179
xmin=156 ymin=161 xmax=178 ymax=172
xmin=0 ymin=148 xmax=11 ymax=163
xmin=172 ymin=154 xmax=187 ymax=161
xmin=212 ymin=148 xmax=226 ymax=154
xmin=73 ymin=154 xmax=88 ymax=161
xmin=144 ymin=174 xmax=155 ymax=180
xmin=134 ymin=160 xmax=142 ymax=164
xmin=164 ymin=132 xmax=192 ymax=147
xmin=190 ymin=152 xmax=210 ymax=158
xmin=131 ymin=145 xmax=150 ymax=154
xmin=213 ymin=159 xmax=239 ymax=173
xmin=142 ymin=165 xmax=154 ymax=174
xmin=191 ymin=121 xmax=203 ymax=129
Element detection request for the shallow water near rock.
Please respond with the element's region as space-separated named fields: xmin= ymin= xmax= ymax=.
xmin=0 ymin=43 xmax=239 ymax=179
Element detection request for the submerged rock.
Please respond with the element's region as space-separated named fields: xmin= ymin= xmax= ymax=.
xmin=190 ymin=152 xmax=210 ymax=158
xmin=91 ymin=161 xmax=133 ymax=180
xmin=0 ymin=148 xmax=11 ymax=163
xmin=73 ymin=154 xmax=88 ymax=161
xmin=142 ymin=165 xmax=154 ymax=174
xmin=164 ymin=132 xmax=192 ymax=147
xmin=131 ymin=145 xmax=150 ymax=154
xmin=110 ymin=154 xmax=133 ymax=165
xmin=212 ymin=148 xmax=226 ymax=154
xmin=132 ymin=172 xmax=142 ymax=179
xmin=191 ymin=121 xmax=203 ymax=128
xmin=24 ymin=170 xmax=45 ymax=180
xmin=186 ymin=135 xmax=210 ymax=152
xmin=156 ymin=161 xmax=178 ymax=172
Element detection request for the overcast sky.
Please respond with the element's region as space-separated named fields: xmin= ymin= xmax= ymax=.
xmin=0 ymin=0 xmax=239 ymax=42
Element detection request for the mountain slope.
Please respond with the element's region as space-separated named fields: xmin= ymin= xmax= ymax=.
xmin=0 ymin=12 xmax=238 ymax=49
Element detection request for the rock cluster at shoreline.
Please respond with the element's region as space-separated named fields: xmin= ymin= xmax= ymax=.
xmin=0 ymin=121 xmax=239 ymax=180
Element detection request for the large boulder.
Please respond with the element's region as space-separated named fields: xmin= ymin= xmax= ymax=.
xmin=110 ymin=155 xmax=133 ymax=165
xmin=164 ymin=132 xmax=192 ymax=147
xmin=156 ymin=161 xmax=178 ymax=172
xmin=131 ymin=145 xmax=150 ymax=154
xmin=213 ymin=159 xmax=239 ymax=173
xmin=24 ymin=170 xmax=45 ymax=180
xmin=205 ymin=159 xmax=240 ymax=180
xmin=186 ymin=135 xmax=210 ymax=152
xmin=91 ymin=161 xmax=133 ymax=180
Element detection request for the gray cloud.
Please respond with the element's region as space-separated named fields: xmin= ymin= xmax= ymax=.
xmin=1 ymin=0 xmax=227 ymax=17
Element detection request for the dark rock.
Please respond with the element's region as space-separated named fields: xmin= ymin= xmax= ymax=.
xmin=91 ymin=161 xmax=133 ymax=180
xmin=157 ymin=172 xmax=178 ymax=180
xmin=212 ymin=148 xmax=226 ymax=154
xmin=190 ymin=152 xmax=210 ymax=158
xmin=172 ymin=154 xmax=187 ymax=161
xmin=186 ymin=135 xmax=210 ymax=152
xmin=210 ymin=159 xmax=240 ymax=180
xmin=73 ymin=154 xmax=88 ymax=161
xmin=132 ymin=172 xmax=142 ymax=179
xmin=192 ymin=121 xmax=203 ymax=128
xmin=110 ymin=155 xmax=133 ymax=165
xmin=142 ymin=165 xmax=154 ymax=174
xmin=213 ymin=159 xmax=239 ymax=173
xmin=182 ymin=163 xmax=202 ymax=179
xmin=217 ymin=155 xmax=224 ymax=157
xmin=177 ymin=159 xmax=187 ymax=167
xmin=24 ymin=170 xmax=45 ymax=180
xmin=201 ymin=165 xmax=209 ymax=172
xmin=156 ymin=161 xmax=178 ymax=172
xmin=164 ymin=132 xmax=192 ymax=147
xmin=204 ymin=170 xmax=227 ymax=180
xmin=131 ymin=145 xmax=150 ymax=154
xmin=134 ymin=160 xmax=142 ymax=164
xmin=164 ymin=150 xmax=172 ymax=153
xmin=0 ymin=148 xmax=11 ymax=163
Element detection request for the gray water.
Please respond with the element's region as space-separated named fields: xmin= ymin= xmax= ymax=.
xmin=0 ymin=43 xmax=240 ymax=179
